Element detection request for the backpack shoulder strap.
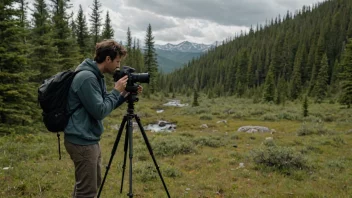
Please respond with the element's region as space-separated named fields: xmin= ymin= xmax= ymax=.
xmin=69 ymin=70 xmax=104 ymax=115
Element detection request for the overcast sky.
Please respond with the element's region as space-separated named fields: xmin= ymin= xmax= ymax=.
xmin=29 ymin=0 xmax=321 ymax=45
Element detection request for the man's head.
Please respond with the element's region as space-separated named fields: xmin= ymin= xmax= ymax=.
xmin=94 ymin=40 xmax=127 ymax=74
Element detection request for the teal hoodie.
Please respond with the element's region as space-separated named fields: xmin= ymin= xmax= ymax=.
xmin=64 ymin=59 xmax=125 ymax=145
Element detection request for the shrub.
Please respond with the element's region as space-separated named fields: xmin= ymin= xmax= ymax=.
xmin=134 ymin=162 xmax=158 ymax=182
xmin=162 ymin=166 xmax=183 ymax=178
xmin=151 ymin=136 xmax=196 ymax=157
xmin=199 ymin=114 xmax=213 ymax=120
xmin=193 ymin=136 xmax=223 ymax=148
xmin=251 ymin=146 xmax=310 ymax=173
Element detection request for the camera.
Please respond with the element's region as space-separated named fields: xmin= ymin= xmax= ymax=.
xmin=113 ymin=66 xmax=150 ymax=92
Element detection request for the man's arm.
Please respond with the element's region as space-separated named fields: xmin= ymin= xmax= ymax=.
xmin=76 ymin=77 xmax=123 ymax=120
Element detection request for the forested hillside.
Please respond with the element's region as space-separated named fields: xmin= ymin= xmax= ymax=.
xmin=0 ymin=0 xmax=155 ymax=134
xmin=160 ymin=0 xmax=352 ymax=105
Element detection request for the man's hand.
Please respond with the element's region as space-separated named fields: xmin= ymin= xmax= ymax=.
xmin=114 ymin=75 xmax=128 ymax=92
xmin=137 ymin=85 xmax=143 ymax=94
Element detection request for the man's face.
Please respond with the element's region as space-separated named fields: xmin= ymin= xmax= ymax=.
xmin=106 ymin=55 xmax=121 ymax=74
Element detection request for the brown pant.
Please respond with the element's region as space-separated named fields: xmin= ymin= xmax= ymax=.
xmin=64 ymin=140 xmax=102 ymax=198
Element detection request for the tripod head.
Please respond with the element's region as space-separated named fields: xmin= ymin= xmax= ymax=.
xmin=126 ymin=92 xmax=139 ymax=114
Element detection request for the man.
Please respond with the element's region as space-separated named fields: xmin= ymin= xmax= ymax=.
xmin=64 ymin=39 xmax=141 ymax=197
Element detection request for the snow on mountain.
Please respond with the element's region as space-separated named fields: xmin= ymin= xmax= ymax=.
xmin=155 ymin=41 xmax=215 ymax=53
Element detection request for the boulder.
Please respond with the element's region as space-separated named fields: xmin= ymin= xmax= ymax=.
xmin=237 ymin=126 xmax=271 ymax=133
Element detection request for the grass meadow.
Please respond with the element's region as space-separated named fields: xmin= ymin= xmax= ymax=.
xmin=1 ymin=93 xmax=352 ymax=197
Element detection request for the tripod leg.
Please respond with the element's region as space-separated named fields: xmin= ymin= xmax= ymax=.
xmin=97 ymin=115 xmax=127 ymax=198
xmin=120 ymin=126 xmax=129 ymax=193
xmin=134 ymin=115 xmax=171 ymax=198
xmin=127 ymin=117 xmax=134 ymax=197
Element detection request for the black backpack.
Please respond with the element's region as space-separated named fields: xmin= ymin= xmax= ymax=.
xmin=38 ymin=70 xmax=81 ymax=132
xmin=38 ymin=70 xmax=82 ymax=159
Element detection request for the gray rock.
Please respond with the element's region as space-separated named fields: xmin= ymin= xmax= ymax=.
xmin=200 ymin=124 xmax=208 ymax=128
xmin=217 ymin=120 xmax=227 ymax=124
xmin=237 ymin=126 xmax=271 ymax=133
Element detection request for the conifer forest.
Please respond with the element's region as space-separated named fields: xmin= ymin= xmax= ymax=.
xmin=1 ymin=0 xmax=352 ymax=197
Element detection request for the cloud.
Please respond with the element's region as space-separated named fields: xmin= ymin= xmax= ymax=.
xmin=124 ymin=0 xmax=319 ymax=26
xmin=26 ymin=0 xmax=322 ymax=44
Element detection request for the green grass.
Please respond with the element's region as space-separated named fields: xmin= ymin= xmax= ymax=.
xmin=1 ymin=94 xmax=352 ymax=197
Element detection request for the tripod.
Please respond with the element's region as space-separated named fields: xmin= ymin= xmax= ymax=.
xmin=97 ymin=93 xmax=170 ymax=198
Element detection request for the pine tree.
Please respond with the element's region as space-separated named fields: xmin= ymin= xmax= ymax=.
xmin=125 ymin=27 xmax=133 ymax=66
xmin=339 ymin=39 xmax=352 ymax=108
xmin=290 ymin=44 xmax=304 ymax=100
xmin=30 ymin=0 xmax=59 ymax=82
xmin=303 ymin=95 xmax=309 ymax=117
xmin=135 ymin=39 xmax=144 ymax=72
xmin=89 ymin=0 xmax=102 ymax=49
xmin=101 ymin=11 xmax=114 ymax=39
xmin=50 ymin=0 xmax=80 ymax=70
xmin=263 ymin=64 xmax=276 ymax=102
xmin=144 ymin=24 xmax=158 ymax=93
xmin=75 ymin=4 xmax=91 ymax=58
xmin=314 ymin=53 xmax=329 ymax=103
xmin=310 ymin=30 xmax=326 ymax=93
xmin=0 ymin=0 xmax=39 ymax=133
xmin=192 ymin=89 xmax=199 ymax=106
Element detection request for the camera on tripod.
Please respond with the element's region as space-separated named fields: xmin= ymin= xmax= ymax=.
xmin=113 ymin=66 xmax=150 ymax=93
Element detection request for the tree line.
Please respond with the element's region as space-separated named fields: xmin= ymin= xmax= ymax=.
xmin=0 ymin=0 xmax=158 ymax=134
xmin=160 ymin=0 xmax=352 ymax=107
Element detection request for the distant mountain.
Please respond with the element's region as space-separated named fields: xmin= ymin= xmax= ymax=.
xmin=155 ymin=41 xmax=214 ymax=53
xmin=155 ymin=41 xmax=216 ymax=73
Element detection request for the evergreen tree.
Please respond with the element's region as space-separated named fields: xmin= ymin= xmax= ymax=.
xmin=263 ymin=65 xmax=276 ymax=102
xmin=144 ymin=24 xmax=158 ymax=93
xmin=50 ymin=0 xmax=80 ymax=70
xmin=314 ymin=53 xmax=329 ymax=103
xmin=290 ymin=44 xmax=305 ymax=100
xmin=75 ymin=4 xmax=91 ymax=58
xmin=235 ymin=49 xmax=248 ymax=97
xmin=124 ymin=27 xmax=133 ymax=66
xmin=89 ymin=0 xmax=102 ymax=49
xmin=0 ymin=0 xmax=39 ymax=133
xmin=192 ymin=89 xmax=199 ymax=106
xmin=135 ymin=39 xmax=144 ymax=72
xmin=303 ymin=95 xmax=309 ymax=117
xmin=30 ymin=0 xmax=59 ymax=82
xmin=310 ymin=30 xmax=326 ymax=93
xmin=339 ymin=39 xmax=352 ymax=108
xmin=101 ymin=11 xmax=114 ymax=39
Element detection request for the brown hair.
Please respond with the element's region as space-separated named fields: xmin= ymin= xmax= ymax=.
xmin=94 ymin=39 xmax=127 ymax=63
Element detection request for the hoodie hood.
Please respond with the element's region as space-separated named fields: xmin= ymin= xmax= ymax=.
xmin=76 ymin=58 xmax=104 ymax=79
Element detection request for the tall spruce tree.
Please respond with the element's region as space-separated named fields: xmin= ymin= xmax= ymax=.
xmin=101 ymin=11 xmax=114 ymax=39
xmin=290 ymin=44 xmax=305 ymax=100
xmin=0 ymin=0 xmax=39 ymax=133
xmin=314 ymin=53 xmax=329 ymax=103
xmin=30 ymin=0 xmax=59 ymax=82
xmin=50 ymin=0 xmax=80 ymax=70
xmin=75 ymin=4 xmax=91 ymax=58
xmin=339 ymin=39 xmax=352 ymax=108
xmin=125 ymin=27 xmax=133 ymax=66
xmin=89 ymin=0 xmax=102 ymax=49
xmin=263 ymin=64 xmax=276 ymax=102
xmin=144 ymin=24 xmax=158 ymax=93
xmin=135 ymin=39 xmax=144 ymax=72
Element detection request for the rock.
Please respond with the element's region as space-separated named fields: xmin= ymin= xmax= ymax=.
xmin=238 ymin=163 xmax=245 ymax=168
xmin=159 ymin=121 xmax=166 ymax=127
xmin=217 ymin=120 xmax=227 ymax=124
xmin=266 ymin=137 xmax=273 ymax=140
xmin=237 ymin=126 xmax=271 ymax=133
xmin=156 ymin=110 xmax=164 ymax=113
xmin=200 ymin=124 xmax=208 ymax=128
